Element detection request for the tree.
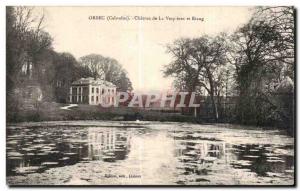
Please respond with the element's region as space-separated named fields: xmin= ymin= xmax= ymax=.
xmin=78 ymin=54 xmax=105 ymax=79
xmin=7 ymin=7 xmax=52 ymax=84
xmin=163 ymin=34 xmax=229 ymax=121
xmin=230 ymin=6 xmax=294 ymax=130
xmin=6 ymin=6 xmax=56 ymax=121
xmin=50 ymin=52 xmax=92 ymax=102
xmin=79 ymin=54 xmax=133 ymax=91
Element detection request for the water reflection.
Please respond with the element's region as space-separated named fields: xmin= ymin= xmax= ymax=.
xmin=231 ymin=144 xmax=294 ymax=177
xmin=169 ymin=130 xmax=294 ymax=184
xmin=6 ymin=123 xmax=294 ymax=185
xmin=7 ymin=127 xmax=131 ymax=176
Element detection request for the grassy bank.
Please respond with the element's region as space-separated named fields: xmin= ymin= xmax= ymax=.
xmin=7 ymin=102 xmax=199 ymax=123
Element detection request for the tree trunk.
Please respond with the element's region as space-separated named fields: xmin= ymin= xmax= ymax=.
xmin=210 ymin=92 xmax=219 ymax=122
xmin=207 ymin=69 xmax=219 ymax=122
xmin=26 ymin=61 xmax=31 ymax=79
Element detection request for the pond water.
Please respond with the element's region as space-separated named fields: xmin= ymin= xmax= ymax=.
xmin=6 ymin=121 xmax=294 ymax=185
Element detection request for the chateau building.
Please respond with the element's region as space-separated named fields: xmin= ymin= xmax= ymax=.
xmin=69 ymin=77 xmax=116 ymax=105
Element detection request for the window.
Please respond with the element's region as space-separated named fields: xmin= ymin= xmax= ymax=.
xmin=56 ymin=81 xmax=62 ymax=87
xmin=83 ymin=87 xmax=88 ymax=94
xmin=112 ymin=89 xmax=114 ymax=94
xmin=72 ymin=88 xmax=77 ymax=94
xmin=78 ymin=96 xmax=81 ymax=102
xmin=102 ymin=89 xmax=104 ymax=94
xmin=91 ymin=96 xmax=94 ymax=101
xmin=92 ymin=87 xmax=94 ymax=93
xmin=96 ymin=88 xmax=99 ymax=93
xmin=96 ymin=96 xmax=98 ymax=102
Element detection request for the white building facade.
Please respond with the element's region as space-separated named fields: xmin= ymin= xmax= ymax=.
xmin=69 ymin=77 xmax=117 ymax=106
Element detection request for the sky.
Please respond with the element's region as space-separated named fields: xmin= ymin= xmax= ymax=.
xmin=41 ymin=6 xmax=253 ymax=92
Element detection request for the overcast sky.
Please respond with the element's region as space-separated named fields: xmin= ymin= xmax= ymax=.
xmin=41 ymin=6 xmax=253 ymax=92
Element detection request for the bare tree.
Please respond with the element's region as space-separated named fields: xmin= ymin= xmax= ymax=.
xmin=163 ymin=34 xmax=228 ymax=121
xmin=7 ymin=6 xmax=51 ymax=86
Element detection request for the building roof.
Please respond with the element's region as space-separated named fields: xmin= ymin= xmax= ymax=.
xmin=72 ymin=77 xmax=116 ymax=87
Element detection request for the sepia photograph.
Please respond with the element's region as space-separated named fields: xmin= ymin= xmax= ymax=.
xmin=6 ymin=6 xmax=295 ymax=186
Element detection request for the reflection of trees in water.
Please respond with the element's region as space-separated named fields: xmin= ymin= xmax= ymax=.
xmin=174 ymin=136 xmax=294 ymax=182
xmin=174 ymin=139 xmax=229 ymax=180
xmin=176 ymin=140 xmax=227 ymax=163
xmin=88 ymin=128 xmax=131 ymax=162
xmin=7 ymin=127 xmax=294 ymax=185
xmin=232 ymin=144 xmax=294 ymax=176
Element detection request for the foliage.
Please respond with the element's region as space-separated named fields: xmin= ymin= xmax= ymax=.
xmin=6 ymin=6 xmax=133 ymax=121
xmin=79 ymin=54 xmax=133 ymax=91
xmin=231 ymin=7 xmax=294 ymax=132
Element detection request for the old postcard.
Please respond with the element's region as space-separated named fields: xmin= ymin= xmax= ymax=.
xmin=6 ymin=6 xmax=295 ymax=186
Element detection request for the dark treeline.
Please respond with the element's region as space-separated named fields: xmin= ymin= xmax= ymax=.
xmin=163 ymin=7 xmax=295 ymax=134
xmin=6 ymin=7 xmax=132 ymax=121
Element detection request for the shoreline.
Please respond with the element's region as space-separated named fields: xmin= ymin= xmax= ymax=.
xmin=6 ymin=119 xmax=292 ymax=137
xmin=6 ymin=102 xmax=293 ymax=136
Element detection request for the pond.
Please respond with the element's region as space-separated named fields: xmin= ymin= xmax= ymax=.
xmin=6 ymin=121 xmax=294 ymax=185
